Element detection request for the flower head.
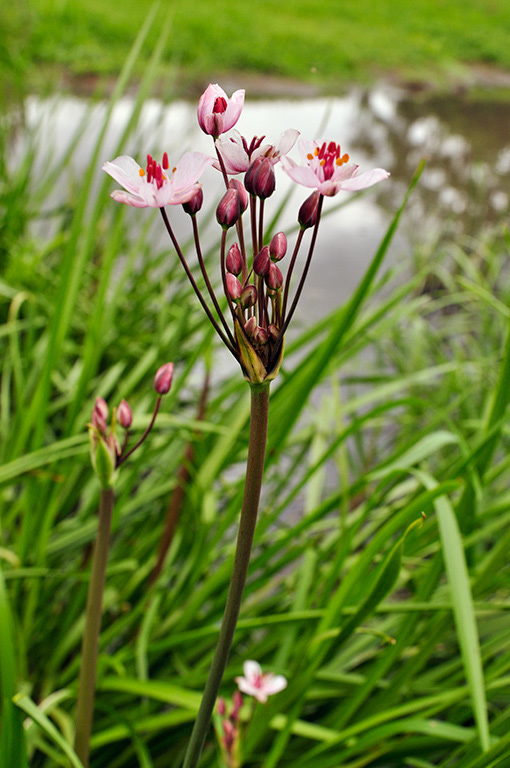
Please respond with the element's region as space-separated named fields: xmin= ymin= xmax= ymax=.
xmin=102 ymin=152 xmax=213 ymax=208
xmin=216 ymin=128 xmax=299 ymax=175
xmin=235 ymin=660 xmax=287 ymax=704
xmin=197 ymin=84 xmax=245 ymax=137
xmin=281 ymin=139 xmax=389 ymax=197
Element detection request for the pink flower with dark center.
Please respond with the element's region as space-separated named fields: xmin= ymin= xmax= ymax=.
xmin=216 ymin=128 xmax=299 ymax=175
xmin=197 ymin=84 xmax=245 ymax=137
xmin=235 ymin=660 xmax=287 ymax=704
xmin=102 ymin=151 xmax=213 ymax=208
xmin=281 ymin=139 xmax=389 ymax=197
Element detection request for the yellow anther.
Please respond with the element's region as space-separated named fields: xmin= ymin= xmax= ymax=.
xmin=162 ymin=173 xmax=167 ymax=180
xmin=314 ymin=147 xmax=319 ymax=156
xmin=335 ymin=157 xmax=343 ymax=166
xmin=172 ymin=166 xmax=177 ymax=173
xmin=307 ymin=153 xmax=314 ymax=160
xmin=320 ymin=159 xmax=325 ymax=166
xmin=342 ymin=153 xmax=349 ymax=163
xmin=139 ymin=168 xmax=145 ymax=177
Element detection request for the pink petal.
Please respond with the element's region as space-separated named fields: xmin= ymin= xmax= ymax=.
xmin=156 ymin=182 xmax=201 ymax=207
xmin=172 ymin=151 xmax=214 ymax=190
xmin=337 ymin=168 xmax=390 ymax=192
xmin=102 ymin=156 xmax=144 ymax=195
xmin=243 ymin=660 xmax=262 ymax=682
xmin=331 ymin=163 xmax=359 ymax=183
xmin=110 ymin=189 xmax=151 ymax=207
xmin=280 ymin=157 xmax=321 ymax=188
xmin=216 ymin=137 xmax=250 ymax=173
xmin=262 ymin=675 xmax=287 ymax=696
xmin=222 ymin=89 xmax=245 ymax=132
xmin=274 ymin=128 xmax=300 ymax=157
xmin=297 ymin=139 xmax=319 ymax=164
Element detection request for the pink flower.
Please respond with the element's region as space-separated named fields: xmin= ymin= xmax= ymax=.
xmin=197 ymin=84 xmax=245 ymax=137
xmin=102 ymin=151 xmax=213 ymax=208
xmin=216 ymin=128 xmax=299 ymax=175
xmin=281 ymin=139 xmax=389 ymax=197
xmin=235 ymin=661 xmax=287 ymax=704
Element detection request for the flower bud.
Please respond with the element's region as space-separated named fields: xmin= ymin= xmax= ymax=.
xmin=253 ymin=246 xmax=270 ymax=277
xmin=226 ymin=273 xmax=242 ymax=302
xmin=268 ymin=323 xmax=279 ymax=341
xmin=269 ymin=231 xmax=287 ymax=261
xmin=91 ymin=397 xmax=108 ymax=434
xmin=182 ymin=186 xmax=203 ymax=216
xmin=226 ymin=243 xmax=243 ymax=275
xmin=228 ymin=178 xmax=248 ymax=213
xmin=244 ymin=316 xmax=257 ymax=337
xmin=265 ymin=262 xmax=283 ymax=291
xmin=254 ymin=326 xmax=269 ymax=346
xmin=240 ymin=284 xmax=257 ymax=309
xmin=117 ymin=399 xmax=132 ymax=429
xmin=298 ymin=190 xmax=321 ymax=229
xmin=154 ymin=362 xmax=174 ymax=395
xmin=217 ymin=187 xmax=243 ymax=229
xmin=217 ymin=697 xmax=226 ymax=717
xmin=245 ymin=157 xmax=275 ymax=199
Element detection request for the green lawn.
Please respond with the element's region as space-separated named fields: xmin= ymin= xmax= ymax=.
xmin=11 ymin=0 xmax=510 ymax=96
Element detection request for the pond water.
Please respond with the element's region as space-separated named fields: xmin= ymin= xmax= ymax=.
xmin=12 ymin=86 xmax=510 ymax=322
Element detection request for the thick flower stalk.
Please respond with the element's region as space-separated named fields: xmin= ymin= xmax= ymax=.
xmin=103 ymin=85 xmax=388 ymax=768
xmin=74 ymin=365 xmax=174 ymax=767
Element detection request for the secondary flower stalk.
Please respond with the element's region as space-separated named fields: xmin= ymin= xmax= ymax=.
xmin=74 ymin=368 xmax=173 ymax=767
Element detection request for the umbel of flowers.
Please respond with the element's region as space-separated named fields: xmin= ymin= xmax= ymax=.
xmin=103 ymin=84 xmax=388 ymax=385
xmin=103 ymin=84 xmax=388 ymax=768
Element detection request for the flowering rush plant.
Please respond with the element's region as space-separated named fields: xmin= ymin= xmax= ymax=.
xmin=103 ymin=84 xmax=388 ymax=768
xmin=103 ymin=83 xmax=388 ymax=386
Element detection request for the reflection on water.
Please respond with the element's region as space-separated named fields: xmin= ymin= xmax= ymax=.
xmin=10 ymin=86 xmax=510 ymax=320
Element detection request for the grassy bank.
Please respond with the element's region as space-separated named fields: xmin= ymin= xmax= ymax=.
xmin=6 ymin=0 xmax=510 ymax=99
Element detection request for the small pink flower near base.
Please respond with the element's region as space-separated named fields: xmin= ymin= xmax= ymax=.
xmin=197 ymin=84 xmax=245 ymax=137
xmin=281 ymin=139 xmax=389 ymax=197
xmin=102 ymin=151 xmax=214 ymax=208
xmin=235 ymin=661 xmax=287 ymax=704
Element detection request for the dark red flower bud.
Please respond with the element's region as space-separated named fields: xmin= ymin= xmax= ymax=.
xmin=91 ymin=397 xmax=108 ymax=433
xmin=245 ymin=157 xmax=275 ymax=199
xmin=226 ymin=273 xmax=242 ymax=301
xmin=269 ymin=231 xmax=287 ymax=261
xmin=240 ymin=284 xmax=257 ymax=309
xmin=217 ymin=697 xmax=226 ymax=716
xmin=154 ymin=362 xmax=174 ymax=395
xmin=117 ymin=399 xmax=133 ymax=429
xmin=226 ymin=243 xmax=243 ymax=275
xmin=244 ymin=316 xmax=257 ymax=337
xmin=253 ymin=246 xmax=270 ymax=276
xmin=298 ymin=190 xmax=321 ymax=229
xmin=268 ymin=323 xmax=279 ymax=341
xmin=265 ymin=262 xmax=283 ymax=291
xmin=228 ymin=178 xmax=248 ymax=212
xmin=217 ymin=187 xmax=243 ymax=229
xmin=254 ymin=326 xmax=269 ymax=345
xmin=182 ymin=186 xmax=203 ymax=216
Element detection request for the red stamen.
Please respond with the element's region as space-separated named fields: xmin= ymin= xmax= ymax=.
xmin=162 ymin=152 xmax=169 ymax=170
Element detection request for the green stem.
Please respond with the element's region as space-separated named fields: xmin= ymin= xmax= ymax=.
xmin=182 ymin=382 xmax=270 ymax=768
xmin=74 ymin=487 xmax=114 ymax=767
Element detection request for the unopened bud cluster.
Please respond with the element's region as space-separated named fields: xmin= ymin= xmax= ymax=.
xmin=88 ymin=363 xmax=173 ymax=488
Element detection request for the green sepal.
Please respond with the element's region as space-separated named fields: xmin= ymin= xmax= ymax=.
xmin=234 ymin=318 xmax=285 ymax=384
xmin=89 ymin=427 xmax=117 ymax=490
